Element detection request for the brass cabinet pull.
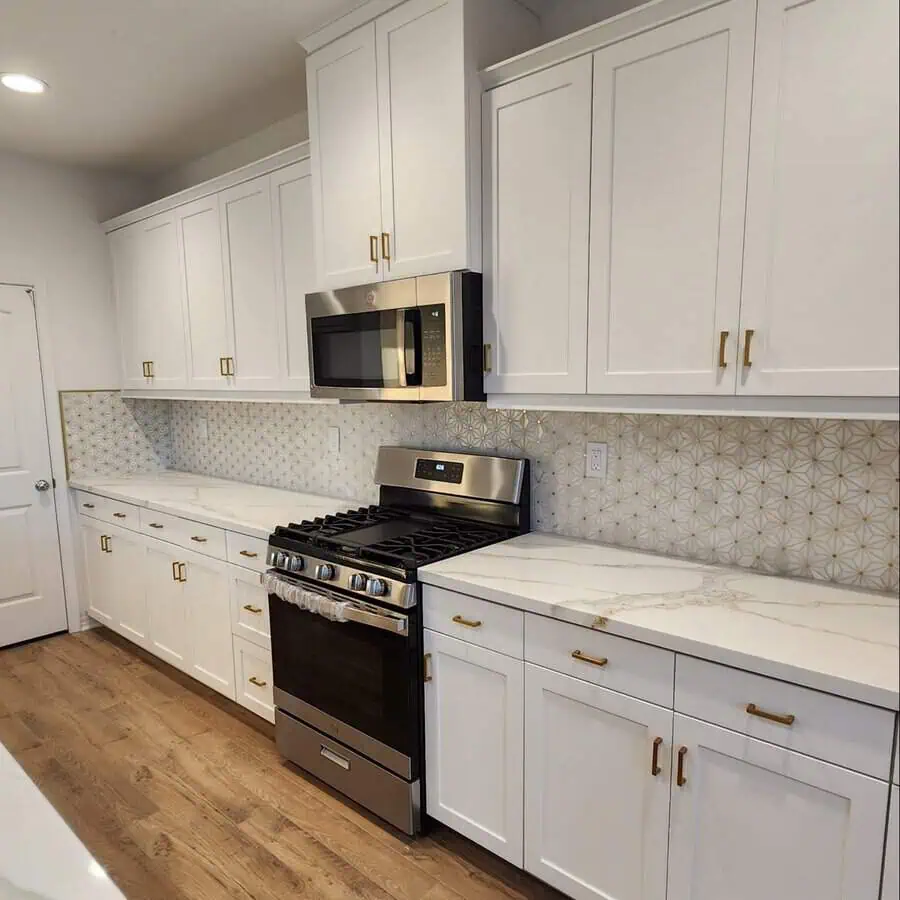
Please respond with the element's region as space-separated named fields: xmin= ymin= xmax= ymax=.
xmin=483 ymin=343 xmax=492 ymax=374
xmin=142 ymin=361 xmax=154 ymax=378
xmin=190 ymin=536 xmax=207 ymax=543
xmin=746 ymin=702 xmax=795 ymax=727
xmin=239 ymin=550 xmax=258 ymax=559
xmin=227 ymin=357 xmax=235 ymax=376
xmin=381 ymin=232 xmax=391 ymax=261
xmin=369 ymin=235 xmax=379 ymax=264
xmin=113 ymin=512 xmax=127 ymax=519
xmin=423 ymin=652 xmax=433 ymax=683
xmin=742 ymin=329 xmax=755 ymax=367
xmin=148 ymin=522 xmax=164 ymax=529
xmin=651 ymin=736 xmax=663 ymax=776
xmin=242 ymin=604 xmax=263 ymax=615
xmin=571 ymin=649 xmax=608 ymax=668
xmin=676 ymin=746 xmax=688 ymax=787
xmin=452 ymin=614 xmax=483 ymax=629
xmin=718 ymin=330 xmax=729 ymax=369
xmin=100 ymin=535 xmax=111 ymax=553
xmin=248 ymin=676 xmax=267 ymax=688
xmin=219 ymin=357 xmax=229 ymax=376
xmin=83 ymin=502 xmax=95 ymax=509
xmin=178 ymin=562 xmax=187 ymax=583
xmin=172 ymin=561 xmax=180 ymax=581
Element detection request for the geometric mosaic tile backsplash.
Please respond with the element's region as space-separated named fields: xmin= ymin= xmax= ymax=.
xmin=61 ymin=392 xmax=900 ymax=593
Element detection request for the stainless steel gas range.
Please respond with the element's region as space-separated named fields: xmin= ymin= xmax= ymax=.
xmin=264 ymin=447 xmax=530 ymax=834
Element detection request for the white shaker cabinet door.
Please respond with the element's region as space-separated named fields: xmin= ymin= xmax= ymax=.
xmin=177 ymin=196 xmax=232 ymax=390
xmin=483 ymin=56 xmax=593 ymax=395
xmin=587 ymin=0 xmax=754 ymax=396
xmin=81 ymin=518 xmax=116 ymax=628
xmin=271 ymin=161 xmax=315 ymax=392
xmin=738 ymin=0 xmax=899 ymax=396
xmin=105 ymin=523 xmax=149 ymax=651
xmin=307 ymin=23 xmax=383 ymax=289
xmin=145 ymin=542 xmax=190 ymax=673
xmin=884 ymin=786 xmax=899 ymax=900
xmin=424 ymin=629 xmax=524 ymax=866
xmin=109 ymin=226 xmax=146 ymax=391
xmin=524 ymin=663 xmax=672 ymax=900
xmin=219 ymin=176 xmax=281 ymax=391
xmin=667 ymin=714 xmax=888 ymax=900
xmin=376 ymin=0 xmax=469 ymax=280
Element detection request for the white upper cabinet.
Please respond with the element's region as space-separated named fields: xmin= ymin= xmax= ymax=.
xmin=177 ymin=196 xmax=231 ymax=390
xmin=738 ymin=0 xmax=899 ymax=397
xmin=108 ymin=225 xmax=143 ymax=391
xmin=483 ymin=56 xmax=593 ymax=394
xmin=376 ymin=0 xmax=469 ymax=280
xmin=667 ymin=714 xmax=888 ymax=900
xmin=219 ymin=176 xmax=281 ymax=392
xmin=271 ymin=161 xmax=315 ymax=392
xmin=587 ymin=0 xmax=755 ymax=396
xmin=307 ymin=23 xmax=384 ymax=290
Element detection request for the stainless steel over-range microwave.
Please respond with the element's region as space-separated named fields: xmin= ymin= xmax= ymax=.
xmin=305 ymin=271 xmax=486 ymax=401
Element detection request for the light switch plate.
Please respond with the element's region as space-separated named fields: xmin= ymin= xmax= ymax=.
xmin=585 ymin=442 xmax=608 ymax=480
xmin=328 ymin=426 xmax=341 ymax=454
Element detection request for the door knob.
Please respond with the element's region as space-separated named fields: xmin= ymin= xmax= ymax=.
xmin=34 ymin=479 xmax=51 ymax=492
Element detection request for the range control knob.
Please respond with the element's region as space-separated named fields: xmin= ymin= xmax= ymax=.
xmin=274 ymin=551 xmax=287 ymax=569
xmin=365 ymin=578 xmax=387 ymax=597
xmin=349 ymin=573 xmax=367 ymax=591
xmin=288 ymin=555 xmax=305 ymax=573
xmin=315 ymin=564 xmax=335 ymax=581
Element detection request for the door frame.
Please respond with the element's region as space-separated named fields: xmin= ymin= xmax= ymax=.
xmin=1 ymin=279 xmax=80 ymax=636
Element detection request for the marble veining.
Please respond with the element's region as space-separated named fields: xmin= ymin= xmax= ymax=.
xmin=420 ymin=532 xmax=900 ymax=709
xmin=0 ymin=742 xmax=126 ymax=899
xmin=68 ymin=471 xmax=364 ymax=540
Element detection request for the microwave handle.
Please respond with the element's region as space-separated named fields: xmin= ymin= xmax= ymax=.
xmin=396 ymin=309 xmax=421 ymax=387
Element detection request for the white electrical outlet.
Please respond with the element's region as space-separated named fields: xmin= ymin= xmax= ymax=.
xmin=585 ymin=442 xmax=608 ymax=480
xmin=328 ymin=426 xmax=341 ymax=454
xmin=193 ymin=416 xmax=208 ymax=442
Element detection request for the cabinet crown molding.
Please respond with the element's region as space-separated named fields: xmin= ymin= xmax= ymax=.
xmin=297 ymin=0 xmax=408 ymax=54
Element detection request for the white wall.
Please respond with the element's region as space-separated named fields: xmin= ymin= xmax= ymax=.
xmin=151 ymin=111 xmax=309 ymax=197
xmin=0 ymin=150 xmax=151 ymax=390
xmin=540 ymin=0 xmax=646 ymax=41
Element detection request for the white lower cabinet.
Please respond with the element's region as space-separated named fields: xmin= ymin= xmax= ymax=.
xmin=424 ymin=628 xmax=524 ymax=866
xmin=81 ymin=518 xmax=117 ymax=628
xmin=884 ymin=786 xmax=899 ymax=900
xmin=144 ymin=542 xmax=190 ymax=672
xmin=105 ymin=523 xmax=149 ymax=650
xmin=229 ymin=564 xmax=271 ymax=650
xmin=524 ymin=663 xmax=672 ymax=900
xmin=233 ymin=635 xmax=275 ymax=723
xmin=667 ymin=713 xmax=889 ymax=900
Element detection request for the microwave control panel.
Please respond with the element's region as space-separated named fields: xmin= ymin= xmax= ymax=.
xmin=420 ymin=305 xmax=447 ymax=387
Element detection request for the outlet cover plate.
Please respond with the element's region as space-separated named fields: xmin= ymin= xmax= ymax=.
xmin=585 ymin=442 xmax=608 ymax=480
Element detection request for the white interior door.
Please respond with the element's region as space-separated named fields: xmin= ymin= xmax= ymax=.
xmin=307 ymin=22 xmax=384 ymax=289
xmin=483 ymin=56 xmax=593 ymax=394
xmin=587 ymin=0 xmax=755 ymax=396
xmin=0 ymin=285 xmax=67 ymax=648
xmin=737 ymin=0 xmax=899 ymax=396
xmin=376 ymin=0 xmax=468 ymax=279
xmin=271 ymin=161 xmax=315 ymax=392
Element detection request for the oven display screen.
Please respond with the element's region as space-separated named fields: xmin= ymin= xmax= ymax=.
xmin=415 ymin=458 xmax=464 ymax=484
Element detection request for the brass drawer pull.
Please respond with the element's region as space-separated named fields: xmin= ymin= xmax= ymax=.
xmin=190 ymin=536 xmax=207 ymax=543
xmin=248 ymin=676 xmax=267 ymax=688
xmin=381 ymin=232 xmax=391 ymax=261
xmin=651 ymin=736 xmax=663 ymax=776
xmin=571 ymin=649 xmax=608 ymax=668
xmin=83 ymin=502 xmax=95 ymax=509
xmin=676 ymin=746 xmax=688 ymax=787
xmin=746 ymin=703 xmax=795 ymax=727
xmin=239 ymin=550 xmax=259 ymax=559
xmin=423 ymin=653 xmax=433 ymax=683
xmin=113 ymin=512 xmax=127 ymax=519
xmin=742 ymin=328 xmax=755 ymax=367
xmin=242 ymin=604 xmax=263 ymax=615
xmin=718 ymin=330 xmax=729 ymax=369
xmin=369 ymin=235 xmax=379 ymax=264
xmin=148 ymin=522 xmax=164 ymax=529
xmin=452 ymin=614 xmax=482 ymax=629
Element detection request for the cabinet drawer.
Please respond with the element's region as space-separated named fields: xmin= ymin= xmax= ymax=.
xmin=230 ymin=565 xmax=270 ymax=650
xmin=139 ymin=509 xmax=227 ymax=559
xmin=74 ymin=491 xmax=139 ymax=529
xmin=525 ymin=614 xmax=674 ymax=708
xmin=676 ymin=655 xmax=895 ymax=779
xmin=226 ymin=532 xmax=269 ymax=572
xmin=423 ymin=586 xmax=523 ymax=658
xmin=232 ymin=636 xmax=274 ymax=723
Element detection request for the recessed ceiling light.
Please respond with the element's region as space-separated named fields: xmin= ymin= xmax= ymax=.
xmin=1 ymin=73 xmax=48 ymax=94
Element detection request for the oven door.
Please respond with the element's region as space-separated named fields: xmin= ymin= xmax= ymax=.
xmin=267 ymin=574 xmax=420 ymax=779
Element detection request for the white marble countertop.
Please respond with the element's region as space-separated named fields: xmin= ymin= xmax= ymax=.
xmin=69 ymin=470 xmax=364 ymax=540
xmin=0 ymin=742 xmax=125 ymax=900
xmin=420 ymin=533 xmax=900 ymax=709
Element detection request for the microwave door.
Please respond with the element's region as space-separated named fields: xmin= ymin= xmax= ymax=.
xmin=396 ymin=309 xmax=422 ymax=389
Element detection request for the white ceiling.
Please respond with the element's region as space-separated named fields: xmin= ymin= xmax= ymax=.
xmin=0 ymin=0 xmax=370 ymax=173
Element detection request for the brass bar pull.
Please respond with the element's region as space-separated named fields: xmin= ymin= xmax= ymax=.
xmin=423 ymin=652 xmax=433 ymax=683
xmin=381 ymin=232 xmax=391 ymax=262
xmin=239 ymin=550 xmax=258 ymax=559
xmin=369 ymin=235 xmax=379 ymax=265
xmin=452 ymin=614 xmax=483 ymax=629
xmin=143 ymin=360 xmax=154 ymax=378
xmin=113 ymin=512 xmax=127 ymax=519
xmin=100 ymin=535 xmax=110 ymax=552
xmin=178 ymin=562 xmax=187 ymax=583
xmin=219 ymin=357 xmax=228 ymax=376
xmin=83 ymin=503 xmax=95 ymax=509
xmin=571 ymin=649 xmax=608 ymax=668
xmin=483 ymin=343 xmax=492 ymax=374
xmin=248 ymin=676 xmax=267 ymax=688
xmin=742 ymin=329 xmax=755 ymax=368
xmin=242 ymin=604 xmax=263 ymax=615
xmin=227 ymin=357 xmax=235 ymax=376
xmin=676 ymin=746 xmax=688 ymax=787
xmin=718 ymin=331 xmax=729 ymax=369
xmin=651 ymin=737 xmax=663 ymax=776
xmin=172 ymin=561 xmax=180 ymax=582
xmin=746 ymin=703 xmax=795 ymax=727
xmin=148 ymin=522 xmax=164 ymax=529
xmin=190 ymin=536 xmax=207 ymax=543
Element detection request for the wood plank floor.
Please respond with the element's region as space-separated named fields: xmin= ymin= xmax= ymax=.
xmin=0 ymin=629 xmax=564 ymax=900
